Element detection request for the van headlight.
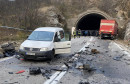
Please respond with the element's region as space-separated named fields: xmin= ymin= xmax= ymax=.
xmin=40 ymin=48 xmax=48 ymax=51
xmin=20 ymin=45 xmax=24 ymax=50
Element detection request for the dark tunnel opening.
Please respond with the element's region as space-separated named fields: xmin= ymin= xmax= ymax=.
xmin=76 ymin=13 xmax=106 ymax=36
xmin=76 ymin=13 xmax=106 ymax=31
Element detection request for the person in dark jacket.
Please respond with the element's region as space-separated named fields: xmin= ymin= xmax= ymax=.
xmin=85 ymin=30 xmax=88 ymax=36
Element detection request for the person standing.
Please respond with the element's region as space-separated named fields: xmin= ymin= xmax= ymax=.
xmin=85 ymin=30 xmax=88 ymax=37
xmin=78 ymin=29 xmax=81 ymax=38
xmin=73 ymin=29 xmax=76 ymax=39
xmin=96 ymin=30 xmax=99 ymax=36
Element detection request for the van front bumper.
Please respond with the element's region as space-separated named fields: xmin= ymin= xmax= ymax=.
xmin=19 ymin=49 xmax=52 ymax=60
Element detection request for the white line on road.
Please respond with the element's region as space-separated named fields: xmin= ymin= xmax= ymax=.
xmin=44 ymin=37 xmax=94 ymax=84
xmin=0 ymin=56 xmax=14 ymax=63
xmin=114 ymin=42 xmax=130 ymax=57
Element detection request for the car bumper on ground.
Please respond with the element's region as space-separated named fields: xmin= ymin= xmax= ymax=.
xmin=19 ymin=50 xmax=52 ymax=60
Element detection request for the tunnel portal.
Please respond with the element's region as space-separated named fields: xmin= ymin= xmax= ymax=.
xmin=76 ymin=13 xmax=106 ymax=31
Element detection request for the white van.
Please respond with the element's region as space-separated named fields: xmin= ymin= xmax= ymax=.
xmin=19 ymin=27 xmax=71 ymax=60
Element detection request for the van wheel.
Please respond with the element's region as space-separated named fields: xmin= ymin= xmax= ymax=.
xmin=49 ymin=50 xmax=54 ymax=60
xmin=23 ymin=57 xmax=28 ymax=61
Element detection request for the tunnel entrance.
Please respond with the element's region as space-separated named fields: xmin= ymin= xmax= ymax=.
xmin=76 ymin=13 xmax=106 ymax=30
xmin=76 ymin=13 xmax=106 ymax=36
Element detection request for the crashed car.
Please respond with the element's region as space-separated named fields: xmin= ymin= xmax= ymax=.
xmin=19 ymin=27 xmax=71 ymax=60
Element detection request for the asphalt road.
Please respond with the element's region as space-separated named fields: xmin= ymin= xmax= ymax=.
xmin=0 ymin=37 xmax=91 ymax=84
xmin=0 ymin=37 xmax=130 ymax=84
xmin=58 ymin=37 xmax=130 ymax=84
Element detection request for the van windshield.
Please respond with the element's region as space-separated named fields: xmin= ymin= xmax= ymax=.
xmin=27 ymin=31 xmax=54 ymax=41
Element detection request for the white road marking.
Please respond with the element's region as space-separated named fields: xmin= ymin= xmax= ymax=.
xmin=44 ymin=37 xmax=94 ymax=84
xmin=0 ymin=56 xmax=14 ymax=62
xmin=51 ymin=71 xmax=66 ymax=84
xmin=44 ymin=72 xmax=61 ymax=84
xmin=44 ymin=65 xmax=66 ymax=84
xmin=114 ymin=42 xmax=130 ymax=57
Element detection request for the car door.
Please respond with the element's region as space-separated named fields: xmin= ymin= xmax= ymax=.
xmin=54 ymin=31 xmax=71 ymax=54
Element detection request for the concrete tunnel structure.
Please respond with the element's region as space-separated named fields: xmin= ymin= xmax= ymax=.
xmin=74 ymin=9 xmax=112 ymax=35
xmin=76 ymin=13 xmax=106 ymax=30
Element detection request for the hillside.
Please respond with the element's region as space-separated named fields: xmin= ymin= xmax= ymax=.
xmin=0 ymin=0 xmax=130 ymax=41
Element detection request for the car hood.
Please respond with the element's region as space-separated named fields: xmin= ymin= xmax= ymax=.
xmin=21 ymin=40 xmax=52 ymax=48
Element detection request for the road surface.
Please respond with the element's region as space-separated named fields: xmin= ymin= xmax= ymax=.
xmin=0 ymin=37 xmax=130 ymax=84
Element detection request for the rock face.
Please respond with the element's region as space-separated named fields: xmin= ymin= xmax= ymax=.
xmin=39 ymin=0 xmax=129 ymax=39
xmin=124 ymin=21 xmax=130 ymax=41
xmin=39 ymin=6 xmax=66 ymax=28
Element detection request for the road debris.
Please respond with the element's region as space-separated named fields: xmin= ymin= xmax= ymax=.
xmin=97 ymin=46 xmax=100 ymax=47
xmin=19 ymin=58 xmax=24 ymax=61
xmin=91 ymin=49 xmax=100 ymax=54
xmin=16 ymin=70 xmax=25 ymax=74
xmin=77 ymin=51 xmax=83 ymax=54
xmin=26 ymin=76 xmax=30 ymax=79
xmin=74 ymin=53 xmax=80 ymax=57
xmin=79 ymin=81 xmax=90 ymax=84
xmin=83 ymin=64 xmax=90 ymax=70
xmin=51 ymin=67 xmax=67 ymax=71
xmin=29 ymin=67 xmax=41 ymax=75
xmin=85 ymin=46 xmax=89 ymax=48
xmin=1 ymin=42 xmax=15 ymax=57
xmin=64 ymin=62 xmax=70 ymax=69
xmin=81 ymin=40 xmax=87 ymax=45
xmin=41 ymin=69 xmax=52 ymax=79
xmin=8 ymin=72 xmax=13 ymax=74
xmin=75 ymin=62 xmax=84 ymax=69
xmin=68 ymin=55 xmax=79 ymax=63
xmin=113 ymin=56 xmax=122 ymax=61
xmin=15 ymin=54 xmax=21 ymax=59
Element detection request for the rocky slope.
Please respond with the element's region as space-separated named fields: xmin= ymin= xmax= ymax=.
xmin=124 ymin=20 xmax=130 ymax=41
xmin=39 ymin=6 xmax=66 ymax=28
xmin=39 ymin=0 xmax=130 ymax=40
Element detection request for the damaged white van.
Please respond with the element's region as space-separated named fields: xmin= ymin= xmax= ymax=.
xmin=19 ymin=27 xmax=71 ymax=60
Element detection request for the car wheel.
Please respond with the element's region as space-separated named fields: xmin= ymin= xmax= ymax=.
xmin=49 ymin=50 xmax=54 ymax=60
xmin=23 ymin=56 xmax=28 ymax=61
